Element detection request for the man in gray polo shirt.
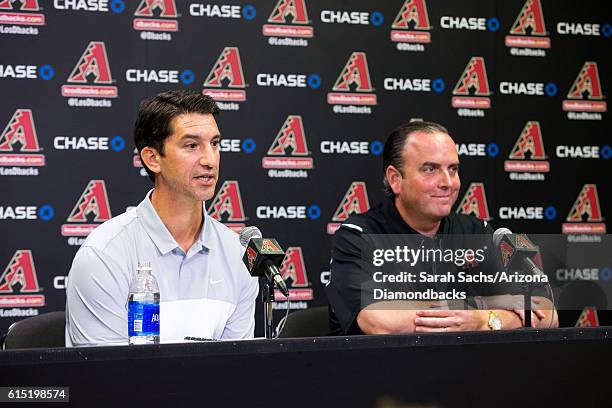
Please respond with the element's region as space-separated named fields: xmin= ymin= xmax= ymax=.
xmin=65 ymin=90 xmax=259 ymax=346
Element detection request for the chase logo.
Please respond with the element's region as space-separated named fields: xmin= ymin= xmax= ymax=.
xmin=0 ymin=64 xmax=54 ymax=80
xmin=53 ymin=135 xmax=125 ymax=152
xmin=256 ymin=204 xmax=321 ymax=220
xmin=256 ymin=73 xmax=321 ymax=89
xmin=189 ymin=3 xmax=256 ymax=20
xmin=319 ymin=140 xmax=382 ymax=155
xmin=439 ymin=16 xmax=500 ymax=31
xmin=456 ymin=142 xmax=499 ymax=157
xmin=0 ymin=204 xmax=54 ymax=220
xmin=220 ymin=138 xmax=256 ymax=153
xmin=125 ymin=68 xmax=195 ymax=84
xmin=320 ymin=10 xmax=384 ymax=26
xmin=383 ymin=77 xmax=445 ymax=93
xmin=498 ymin=205 xmax=556 ymax=220
xmin=53 ymin=0 xmax=126 ymax=13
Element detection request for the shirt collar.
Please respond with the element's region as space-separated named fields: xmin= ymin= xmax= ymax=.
xmin=383 ymin=197 xmax=446 ymax=236
xmin=137 ymin=189 xmax=214 ymax=255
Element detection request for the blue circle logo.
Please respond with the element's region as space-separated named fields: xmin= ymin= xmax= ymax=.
xmin=544 ymin=206 xmax=557 ymax=221
xmin=111 ymin=135 xmax=125 ymax=152
xmin=432 ymin=78 xmax=445 ymax=93
xmin=601 ymin=267 xmax=611 ymax=281
xmin=602 ymin=24 xmax=612 ymax=38
xmin=180 ymin=69 xmax=195 ymax=85
xmin=370 ymin=11 xmax=384 ymax=27
xmin=242 ymin=138 xmax=256 ymax=154
xmin=487 ymin=17 xmax=500 ymax=32
xmin=486 ymin=143 xmax=499 ymax=157
xmin=242 ymin=5 xmax=256 ymax=20
xmin=111 ymin=0 xmax=125 ymax=14
xmin=601 ymin=145 xmax=612 ymax=160
xmin=370 ymin=140 xmax=383 ymax=155
xmin=307 ymin=205 xmax=321 ymax=220
xmin=39 ymin=64 xmax=54 ymax=81
xmin=545 ymin=82 xmax=558 ymax=97
xmin=307 ymin=74 xmax=321 ymax=89
xmin=38 ymin=205 xmax=54 ymax=221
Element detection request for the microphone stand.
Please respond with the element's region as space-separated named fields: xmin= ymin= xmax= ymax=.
xmin=262 ymin=276 xmax=275 ymax=339
xmin=523 ymin=276 xmax=532 ymax=329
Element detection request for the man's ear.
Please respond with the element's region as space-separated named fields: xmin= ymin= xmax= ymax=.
xmin=385 ymin=165 xmax=403 ymax=195
xmin=140 ymin=147 xmax=161 ymax=176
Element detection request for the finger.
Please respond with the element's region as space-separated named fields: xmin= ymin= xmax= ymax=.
xmin=416 ymin=309 xmax=452 ymax=317
xmin=415 ymin=326 xmax=452 ymax=333
xmin=533 ymin=309 xmax=547 ymax=320
xmin=414 ymin=317 xmax=451 ymax=328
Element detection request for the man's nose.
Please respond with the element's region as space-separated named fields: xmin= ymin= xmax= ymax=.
xmin=439 ymin=170 xmax=452 ymax=189
xmin=199 ymin=146 xmax=216 ymax=167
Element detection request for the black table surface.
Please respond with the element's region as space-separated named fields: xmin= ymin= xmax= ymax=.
xmin=1 ymin=327 xmax=611 ymax=407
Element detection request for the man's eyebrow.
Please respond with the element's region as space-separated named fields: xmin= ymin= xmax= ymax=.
xmin=420 ymin=162 xmax=460 ymax=167
xmin=179 ymin=133 xmax=222 ymax=141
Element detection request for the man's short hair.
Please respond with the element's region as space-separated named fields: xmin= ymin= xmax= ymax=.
xmin=382 ymin=120 xmax=449 ymax=197
xmin=134 ymin=89 xmax=220 ymax=181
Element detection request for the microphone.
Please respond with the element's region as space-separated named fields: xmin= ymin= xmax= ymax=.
xmin=492 ymin=228 xmax=544 ymax=275
xmin=239 ymin=227 xmax=290 ymax=297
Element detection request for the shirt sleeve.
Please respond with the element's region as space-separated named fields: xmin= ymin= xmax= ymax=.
xmin=65 ymin=246 xmax=130 ymax=347
xmin=220 ymin=266 xmax=259 ymax=340
xmin=325 ymin=225 xmax=375 ymax=335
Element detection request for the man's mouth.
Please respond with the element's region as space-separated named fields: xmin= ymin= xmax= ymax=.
xmin=194 ymin=175 xmax=215 ymax=184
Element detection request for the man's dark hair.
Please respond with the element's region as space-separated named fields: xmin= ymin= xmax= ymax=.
xmin=134 ymin=89 xmax=220 ymax=181
xmin=382 ymin=120 xmax=449 ymax=197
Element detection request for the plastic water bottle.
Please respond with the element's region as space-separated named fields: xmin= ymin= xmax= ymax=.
xmin=128 ymin=261 xmax=160 ymax=345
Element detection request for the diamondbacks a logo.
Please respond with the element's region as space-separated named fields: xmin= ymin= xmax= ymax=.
xmin=390 ymin=0 xmax=431 ymax=48
xmin=505 ymin=0 xmax=550 ymax=51
xmin=575 ymin=307 xmax=599 ymax=327
xmin=0 ymin=0 xmax=39 ymax=10
xmin=261 ymin=239 xmax=281 ymax=252
xmin=563 ymin=184 xmax=605 ymax=234
xmin=275 ymin=247 xmax=313 ymax=302
xmin=269 ymin=0 xmax=308 ymax=23
xmin=262 ymin=115 xmax=313 ymax=172
xmin=504 ymin=121 xmax=549 ymax=174
xmin=61 ymin=41 xmax=118 ymax=99
xmin=61 ymin=180 xmax=112 ymax=237
xmin=327 ymin=52 xmax=377 ymax=109
xmin=246 ymin=246 xmax=257 ymax=271
xmin=0 ymin=109 xmax=44 ymax=167
xmin=203 ymin=47 xmax=247 ymax=107
xmin=452 ymin=57 xmax=491 ymax=114
xmin=208 ymin=180 xmax=246 ymax=232
xmin=135 ymin=0 xmax=177 ymax=17
xmin=133 ymin=0 xmax=179 ymax=33
xmin=562 ymin=62 xmax=607 ymax=115
xmin=0 ymin=0 xmax=44 ymax=28
xmin=0 ymin=250 xmax=45 ymax=308
xmin=456 ymin=182 xmax=491 ymax=220
xmin=263 ymin=0 xmax=313 ymax=40
xmin=327 ymin=182 xmax=370 ymax=234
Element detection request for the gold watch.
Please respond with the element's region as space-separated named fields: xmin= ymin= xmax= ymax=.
xmin=487 ymin=311 xmax=502 ymax=330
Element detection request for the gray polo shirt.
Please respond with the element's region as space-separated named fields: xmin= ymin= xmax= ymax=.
xmin=65 ymin=190 xmax=259 ymax=346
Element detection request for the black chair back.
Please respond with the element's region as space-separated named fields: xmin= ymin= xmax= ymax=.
xmin=2 ymin=311 xmax=65 ymax=349
xmin=277 ymin=306 xmax=330 ymax=338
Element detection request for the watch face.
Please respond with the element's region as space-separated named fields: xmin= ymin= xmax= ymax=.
xmin=488 ymin=312 xmax=502 ymax=330
xmin=491 ymin=317 xmax=502 ymax=330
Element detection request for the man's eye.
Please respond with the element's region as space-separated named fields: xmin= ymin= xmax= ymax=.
xmin=186 ymin=143 xmax=197 ymax=149
xmin=211 ymin=139 xmax=220 ymax=147
xmin=423 ymin=166 xmax=435 ymax=173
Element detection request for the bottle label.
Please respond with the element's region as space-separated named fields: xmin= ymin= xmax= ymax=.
xmin=128 ymin=301 xmax=160 ymax=337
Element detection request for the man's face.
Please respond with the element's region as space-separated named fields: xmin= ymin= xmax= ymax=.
xmin=156 ymin=113 xmax=221 ymax=202
xmin=390 ymin=131 xmax=460 ymax=223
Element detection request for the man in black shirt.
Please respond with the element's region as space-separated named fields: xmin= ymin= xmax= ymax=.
xmin=326 ymin=121 xmax=557 ymax=335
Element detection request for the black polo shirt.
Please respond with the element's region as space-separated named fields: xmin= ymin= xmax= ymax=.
xmin=325 ymin=198 xmax=495 ymax=335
